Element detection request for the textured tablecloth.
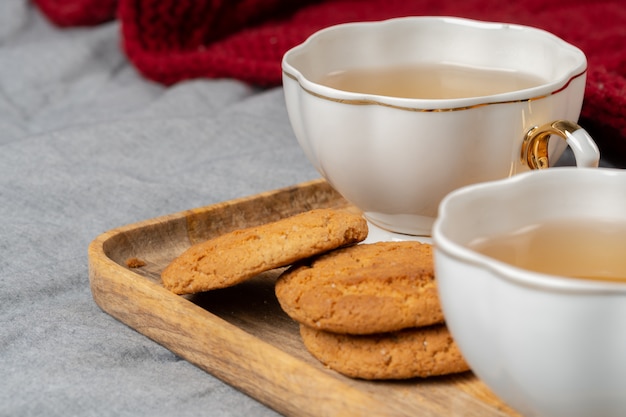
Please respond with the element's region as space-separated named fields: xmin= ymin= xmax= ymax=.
xmin=0 ymin=3 xmax=315 ymax=416
xmin=0 ymin=1 xmax=622 ymax=417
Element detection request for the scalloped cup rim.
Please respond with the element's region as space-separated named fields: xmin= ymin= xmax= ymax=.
xmin=281 ymin=16 xmax=587 ymax=111
xmin=433 ymin=167 xmax=626 ymax=293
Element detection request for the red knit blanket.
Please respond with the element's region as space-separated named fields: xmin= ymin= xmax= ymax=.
xmin=33 ymin=0 xmax=626 ymax=163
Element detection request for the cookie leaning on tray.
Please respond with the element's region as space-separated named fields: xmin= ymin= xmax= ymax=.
xmin=161 ymin=208 xmax=368 ymax=294
xmin=160 ymin=208 xmax=468 ymax=379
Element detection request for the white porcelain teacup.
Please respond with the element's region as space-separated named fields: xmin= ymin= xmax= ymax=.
xmin=282 ymin=16 xmax=600 ymax=236
xmin=433 ymin=167 xmax=626 ymax=417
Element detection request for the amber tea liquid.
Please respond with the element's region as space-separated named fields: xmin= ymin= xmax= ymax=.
xmin=317 ymin=63 xmax=546 ymax=99
xmin=468 ymin=219 xmax=626 ymax=282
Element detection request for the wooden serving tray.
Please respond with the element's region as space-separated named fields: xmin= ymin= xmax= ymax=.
xmin=88 ymin=178 xmax=519 ymax=417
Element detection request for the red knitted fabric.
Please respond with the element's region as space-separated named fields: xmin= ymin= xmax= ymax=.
xmin=33 ymin=0 xmax=626 ymax=162
xmin=33 ymin=0 xmax=117 ymax=26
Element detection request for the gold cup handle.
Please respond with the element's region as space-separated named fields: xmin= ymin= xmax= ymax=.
xmin=521 ymin=120 xmax=600 ymax=169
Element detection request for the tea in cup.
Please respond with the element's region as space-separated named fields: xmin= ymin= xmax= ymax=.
xmin=282 ymin=16 xmax=600 ymax=236
xmin=433 ymin=167 xmax=626 ymax=417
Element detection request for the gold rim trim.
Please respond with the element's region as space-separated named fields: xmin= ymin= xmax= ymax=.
xmin=283 ymin=70 xmax=587 ymax=112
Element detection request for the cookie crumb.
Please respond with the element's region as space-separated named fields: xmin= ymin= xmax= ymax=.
xmin=126 ymin=257 xmax=146 ymax=268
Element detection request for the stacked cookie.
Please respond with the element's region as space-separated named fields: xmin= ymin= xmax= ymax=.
xmin=275 ymin=241 xmax=469 ymax=380
xmin=161 ymin=208 xmax=468 ymax=380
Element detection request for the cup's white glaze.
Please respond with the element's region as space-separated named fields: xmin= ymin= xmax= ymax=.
xmin=433 ymin=168 xmax=626 ymax=417
xmin=282 ymin=17 xmax=599 ymax=236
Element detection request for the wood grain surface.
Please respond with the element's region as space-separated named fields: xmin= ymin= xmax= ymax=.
xmin=88 ymin=178 xmax=520 ymax=417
